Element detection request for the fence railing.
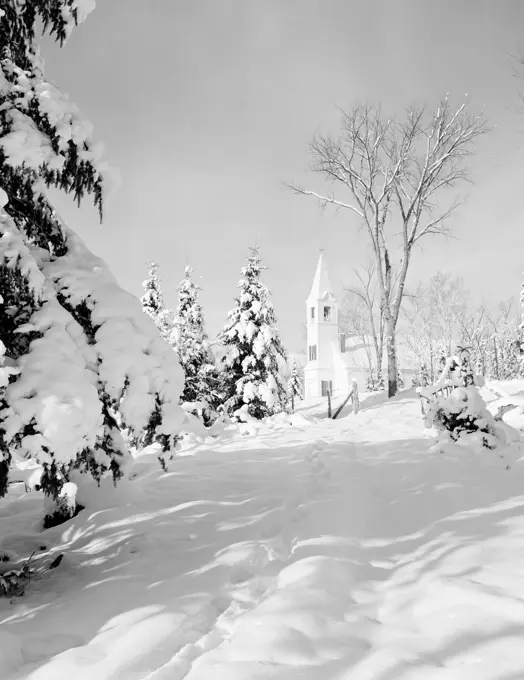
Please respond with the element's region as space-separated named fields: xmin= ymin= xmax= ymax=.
xmin=417 ymin=384 xmax=453 ymax=416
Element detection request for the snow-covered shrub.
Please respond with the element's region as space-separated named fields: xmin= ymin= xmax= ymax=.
xmin=420 ymin=352 xmax=503 ymax=450
xmin=365 ymin=367 xmax=383 ymax=392
xmin=0 ymin=1 xmax=184 ymax=503
xmin=219 ymin=248 xmax=288 ymax=419
xmin=0 ymin=554 xmax=34 ymax=597
xmin=42 ymin=481 xmax=82 ymax=529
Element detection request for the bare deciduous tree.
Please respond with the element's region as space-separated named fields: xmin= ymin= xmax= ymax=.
xmin=289 ymin=97 xmax=489 ymax=396
xmin=398 ymin=272 xmax=520 ymax=382
xmin=340 ymin=260 xmax=384 ymax=374
xmin=398 ymin=281 xmax=433 ymax=377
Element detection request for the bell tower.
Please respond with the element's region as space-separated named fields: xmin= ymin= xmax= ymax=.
xmin=304 ymin=252 xmax=340 ymax=399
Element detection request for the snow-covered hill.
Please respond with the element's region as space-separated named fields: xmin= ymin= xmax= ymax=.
xmin=2 ymin=388 xmax=524 ymax=679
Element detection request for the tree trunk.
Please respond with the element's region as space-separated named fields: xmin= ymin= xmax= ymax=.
xmin=385 ymin=316 xmax=397 ymax=397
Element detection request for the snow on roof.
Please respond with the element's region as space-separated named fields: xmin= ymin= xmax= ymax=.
xmin=307 ymin=252 xmax=334 ymax=302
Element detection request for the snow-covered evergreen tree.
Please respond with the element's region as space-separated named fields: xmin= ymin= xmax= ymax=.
xmin=421 ymin=353 xmax=502 ymax=451
xmin=171 ymin=266 xmax=220 ymax=421
xmin=520 ymin=275 xmax=524 ymax=378
xmin=0 ymin=2 xmax=184 ymax=502
xmin=288 ymin=356 xmax=304 ymax=411
xmin=141 ymin=262 xmax=173 ymax=342
xmin=219 ymin=249 xmax=288 ymax=419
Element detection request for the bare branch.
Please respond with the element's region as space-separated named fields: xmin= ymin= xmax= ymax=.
xmin=284 ymin=183 xmax=364 ymax=218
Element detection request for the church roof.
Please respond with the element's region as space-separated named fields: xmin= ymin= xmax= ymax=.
xmin=307 ymin=252 xmax=334 ymax=301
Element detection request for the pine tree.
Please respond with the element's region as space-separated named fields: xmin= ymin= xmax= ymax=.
xmin=219 ymin=249 xmax=288 ymax=419
xmin=141 ymin=262 xmax=173 ymax=342
xmin=171 ymin=266 xmax=220 ymax=421
xmin=0 ymin=3 xmax=184 ymax=503
xmin=288 ymin=356 xmax=304 ymax=411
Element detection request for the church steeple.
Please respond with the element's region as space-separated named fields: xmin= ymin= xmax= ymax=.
xmin=307 ymin=251 xmax=334 ymax=302
xmin=304 ymin=252 xmax=346 ymax=400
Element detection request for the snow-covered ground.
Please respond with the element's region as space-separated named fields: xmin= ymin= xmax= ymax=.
xmin=2 ymin=386 xmax=524 ymax=679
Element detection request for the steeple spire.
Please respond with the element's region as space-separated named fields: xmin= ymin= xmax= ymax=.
xmin=307 ymin=251 xmax=334 ymax=301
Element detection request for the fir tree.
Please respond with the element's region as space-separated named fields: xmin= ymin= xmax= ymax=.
xmin=288 ymin=356 xmax=304 ymax=411
xmin=141 ymin=262 xmax=173 ymax=342
xmin=219 ymin=248 xmax=288 ymax=419
xmin=0 ymin=3 xmax=184 ymax=504
xmin=171 ymin=266 xmax=220 ymax=420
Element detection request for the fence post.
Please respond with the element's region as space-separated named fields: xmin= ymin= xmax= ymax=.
xmin=352 ymin=379 xmax=359 ymax=414
xmin=327 ymin=389 xmax=332 ymax=418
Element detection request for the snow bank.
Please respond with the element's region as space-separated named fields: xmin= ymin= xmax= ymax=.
xmin=2 ymin=390 xmax=524 ymax=679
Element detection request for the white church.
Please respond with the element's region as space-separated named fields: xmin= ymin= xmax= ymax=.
xmin=303 ymin=252 xmax=414 ymax=400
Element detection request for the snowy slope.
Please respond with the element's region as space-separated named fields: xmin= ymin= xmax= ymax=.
xmin=1 ymin=390 xmax=524 ymax=679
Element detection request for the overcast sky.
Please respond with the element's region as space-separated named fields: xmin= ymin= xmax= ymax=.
xmin=44 ymin=0 xmax=524 ymax=352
